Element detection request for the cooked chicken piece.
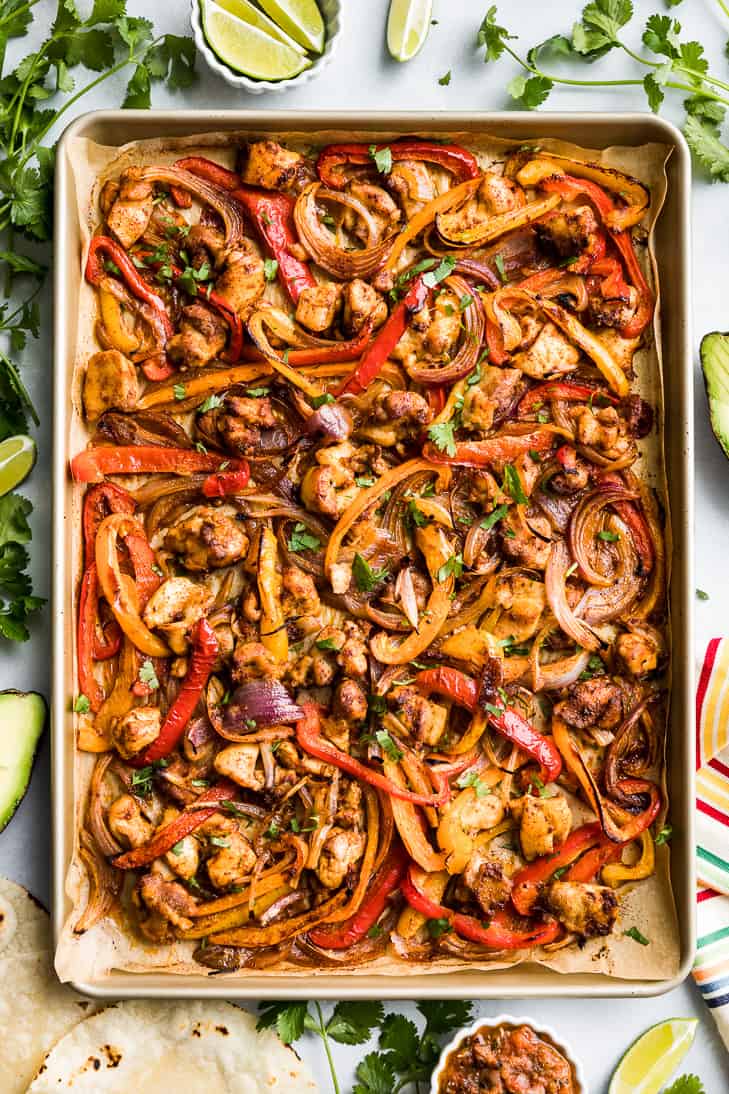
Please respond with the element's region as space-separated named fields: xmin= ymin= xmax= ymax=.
xmin=550 ymin=451 xmax=592 ymax=493
xmin=462 ymin=847 xmax=519 ymax=918
xmin=107 ymin=794 xmax=154 ymax=848
xmin=617 ymin=630 xmax=659 ymax=676
xmin=512 ymin=321 xmax=581 ymax=379
xmin=316 ymin=827 xmax=366 ymax=889
xmin=295 ymin=282 xmax=341 ymax=332
xmin=336 ymin=780 xmax=365 ymax=829
xmin=82 ymin=349 xmax=139 ymax=421
xmin=142 ymin=577 xmax=213 ymax=655
xmin=282 ymin=565 xmax=321 ymax=626
xmin=300 ymin=441 xmax=360 ymax=518
xmin=183 ymin=223 xmax=227 ymax=268
xmin=111 ymin=707 xmax=161 ymax=761
xmin=341 ymin=277 xmax=388 ymax=333
xmin=479 ymin=171 xmax=526 ymax=215
xmin=206 ymin=830 xmax=257 ymax=890
xmin=213 ymin=242 xmax=265 ymax=320
xmin=232 ymin=639 xmax=285 ymax=683
xmin=151 ymin=808 xmax=201 ymax=880
xmin=205 ymin=393 xmax=277 ymax=453
xmin=389 ymin=685 xmax=448 ymax=746
xmin=359 ymin=388 xmax=432 ymax=447
xmin=425 ymin=291 xmax=462 ymax=357
xmin=275 ymin=740 xmax=335 ymax=778
xmin=546 ymin=880 xmax=618 ymax=938
xmin=512 ymin=794 xmax=573 ymax=861
xmin=240 ymin=140 xmax=312 ymax=193
xmin=333 ymin=678 xmax=368 ymax=723
xmin=536 ymin=204 xmax=600 ymax=259
xmin=139 ymin=872 xmax=197 ymax=931
xmin=338 ymin=621 xmax=370 ymax=678
xmin=213 ymin=743 xmax=264 ymax=790
xmin=105 ymin=167 xmax=154 ymax=249
xmin=344 ymin=182 xmax=401 ymax=244
xmin=461 ymin=365 xmax=522 ymax=432
xmin=574 ymin=405 xmax=633 ymax=462
xmin=587 ymin=290 xmax=638 ymax=329
xmin=595 ymin=328 xmax=641 ymax=373
xmin=166 ymin=303 xmax=228 ymax=370
xmin=162 ymin=505 xmax=249 ymax=571
xmin=492 ymin=574 xmax=547 ymax=645
xmin=498 ymin=509 xmax=553 ymax=571
xmin=386 ymin=160 xmax=435 ymax=218
xmin=558 ymin=677 xmax=625 ymax=731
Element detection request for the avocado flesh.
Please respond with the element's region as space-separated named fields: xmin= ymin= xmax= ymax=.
xmin=0 ymin=691 xmax=47 ymax=832
xmin=701 ymin=331 xmax=729 ymax=459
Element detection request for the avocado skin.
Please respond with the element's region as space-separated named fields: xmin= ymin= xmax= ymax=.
xmin=701 ymin=331 xmax=729 ymax=460
xmin=0 ymin=690 xmax=47 ymax=833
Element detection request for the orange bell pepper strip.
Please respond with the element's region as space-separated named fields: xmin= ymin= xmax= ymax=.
xmin=422 ymin=426 xmax=557 ymax=468
xmin=307 ymin=843 xmax=408 ymax=949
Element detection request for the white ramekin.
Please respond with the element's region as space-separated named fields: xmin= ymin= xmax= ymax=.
xmin=190 ymin=0 xmax=342 ymax=95
xmin=431 ymin=1014 xmax=588 ymax=1093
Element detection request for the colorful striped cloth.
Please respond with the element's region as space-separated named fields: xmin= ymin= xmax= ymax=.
xmin=694 ymin=638 xmax=729 ymax=1050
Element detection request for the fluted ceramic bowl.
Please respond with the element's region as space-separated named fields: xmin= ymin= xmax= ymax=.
xmin=431 ymin=1014 xmax=588 ymax=1093
xmin=190 ymin=0 xmax=342 ymax=94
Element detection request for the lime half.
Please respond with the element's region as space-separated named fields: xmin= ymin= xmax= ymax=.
xmin=0 ymin=435 xmax=36 ymax=497
xmin=609 ymin=1018 xmax=698 ymax=1094
xmin=257 ymin=0 xmax=325 ymax=54
xmin=387 ymin=0 xmax=433 ymax=62
xmin=200 ymin=0 xmax=310 ymax=80
xmin=214 ymin=0 xmax=307 ymax=53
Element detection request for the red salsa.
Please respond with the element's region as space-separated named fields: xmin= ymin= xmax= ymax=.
xmin=439 ymin=1022 xmax=578 ymax=1094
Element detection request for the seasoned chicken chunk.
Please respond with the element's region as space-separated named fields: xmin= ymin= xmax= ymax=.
xmin=463 ymin=847 xmax=518 ymax=918
xmin=558 ymin=677 xmax=624 ymax=731
xmin=232 ymin=639 xmax=285 ymax=683
xmin=574 ymin=405 xmax=633 ymax=462
xmin=546 ymin=881 xmax=618 ymax=938
xmin=344 ymin=182 xmax=401 ymax=244
xmin=167 ymin=303 xmax=228 ymax=370
xmin=595 ymin=328 xmax=641 ymax=373
xmin=162 ymin=505 xmax=249 ymax=571
xmin=213 ymin=743 xmax=264 ymax=790
xmin=389 ymin=685 xmax=448 ymax=746
xmin=165 ymin=833 xmax=199 ymax=881
xmin=105 ymin=167 xmax=154 ymax=249
xmin=617 ymin=629 xmax=659 ymax=676
xmin=492 ymin=573 xmax=547 ymax=640
xmin=316 ymin=827 xmax=366 ymax=889
xmin=295 ymin=282 xmax=341 ymax=332
xmin=498 ymin=510 xmax=553 ymax=572
xmin=359 ymin=388 xmax=432 ymax=446
xmin=240 ymin=140 xmax=312 ymax=193
xmin=206 ymin=830 xmax=256 ymax=889
xmin=386 ymin=160 xmax=435 ymax=219
xmin=213 ymin=242 xmax=265 ymax=320
xmin=282 ymin=564 xmax=321 ymax=622
xmin=512 ymin=794 xmax=573 ymax=861
xmin=461 ymin=365 xmax=522 ymax=432
xmin=342 ymin=278 xmax=387 ymax=333
xmin=300 ymin=441 xmax=360 ymax=518
xmin=107 ymin=794 xmax=154 ymax=848
xmin=138 ymin=872 xmax=197 ymax=931
xmin=536 ymin=204 xmax=600 ymax=259
xmin=333 ymin=678 xmax=368 ymax=723
xmin=478 ymin=171 xmax=525 ymax=215
xmin=111 ymin=707 xmax=161 ymax=760
xmin=513 ymin=321 xmax=581 ymax=379
xmin=83 ymin=349 xmax=139 ymax=421
xmin=143 ymin=577 xmax=213 ymax=654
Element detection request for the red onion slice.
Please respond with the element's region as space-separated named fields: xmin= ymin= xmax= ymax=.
xmin=224 ymin=680 xmax=304 ymax=729
xmin=545 ymin=540 xmax=602 ymax=652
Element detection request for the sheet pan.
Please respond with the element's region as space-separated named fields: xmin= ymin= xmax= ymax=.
xmin=52 ymin=110 xmax=694 ymax=999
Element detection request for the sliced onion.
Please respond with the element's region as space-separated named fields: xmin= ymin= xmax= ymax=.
xmin=87 ymin=754 xmax=121 ymax=858
xmin=568 ymin=487 xmax=638 ymax=587
xmin=604 ymin=698 xmax=654 ymax=806
xmin=395 ymin=566 xmax=420 ymax=630
xmin=294 ymin=183 xmax=394 ymax=279
xmin=224 ymin=681 xmax=304 ymax=729
xmin=303 ymin=402 xmax=353 ymax=440
xmin=575 ymin=515 xmax=643 ymax=623
xmin=539 ymin=648 xmax=591 ymax=690
xmin=259 ymin=890 xmax=310 ymax=926
xmin=545 ymin=540 xmax=601 ymax=652
xmin=75 ymin=829 xmax=121 ymax=934
xmin=406 ymin=275 xmax=484 ymax=385
xmin=137 ymin=165 xmax=246 ymax=255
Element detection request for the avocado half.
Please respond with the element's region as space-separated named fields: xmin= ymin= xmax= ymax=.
xmin=701 ymin=331 xmax=729 ymax=459
xmin=0 ymin=691 xmax=47 ymax=832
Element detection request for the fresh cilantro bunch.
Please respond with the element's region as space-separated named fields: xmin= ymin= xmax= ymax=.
xmin=258 ymin=999 xmax=473 ymax=1093
xmin=476 ymin=0 xmax=729 ymax=181
xmin=0 ymin=493 xmax=43 ymax=639
xmin=663 ymin=1077 xmax=705 ymax=1094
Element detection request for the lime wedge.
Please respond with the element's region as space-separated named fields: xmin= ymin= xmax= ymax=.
xmin=0 ymin=435 xmax=36 ymax=497
xmin=257 ymin=0 xmax=325 ymax=54
xmin=214 ymin=0 xmax=307 ymax=54
xmin=200 ymin=0 xmax=310 ymax=80
xmin=608 ymin=1019 xmax=698 ymax=1094
xmin=387 ymin=0 xmax=433 ymax=62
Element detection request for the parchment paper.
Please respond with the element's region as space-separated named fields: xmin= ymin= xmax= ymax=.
xmin=56 ymin=128 xmax=678 ymax=984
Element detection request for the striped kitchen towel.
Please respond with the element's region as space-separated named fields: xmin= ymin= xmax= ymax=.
xmin=693 ymin=638 xmax=729 ymax=1051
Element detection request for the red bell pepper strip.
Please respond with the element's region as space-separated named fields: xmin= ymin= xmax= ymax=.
xmin=296 ymin=703 xmax=469 ymax=807
xmin=202 ymin=465 xmax=251 ymax=497
xmin=71 ymin=446 xmax=243 ymax=483
xmin=517 ymin=381 xmax=618 ymax=418
xmin=402 ymin=863 xmax=561 ymax=950
xmin=609 ymin=778 xmax=662 ymax=841
xmin=232 ymin=186 xmax=316 ymax=303
xmin=599 ymin=472 xmax=654 ymax=575
xmin=79 ymin=563 xmax=121 ymax=662
xmin=564 ymin=839 xmax=623 ymax=883
xmin=83 ymin=482 xmax=135 ymax=565
xmin=169 ymin=183 xmax=193 ymax=209
xmin=555 ymin=444 xmax=578 ymax=473
xmin=131 ymin=619 xmax=219 ymax=767
xmin=337 ymin=277 xmax=429 ymax=396
xmin=77 ymin=565 xmax=107 ymax=713
xmin=540 ymin=175 xmax=653 ymax=337
xmin=485 ymin=318 xmax=509 ymax=365
xmin=174 ymin=156 xmax=241 ymax=192
xmin=414 ymin=666 xmax=479 ymax=711
xmin=511 ymin=822 xmax=604 ymax=916
xmin=316 ymin=141 xmax=480 ymax=190
xmin=590 ymin=257 xmax=632 ymax=301
xmin=427 ymin=386 xmax=447 ymax=416
xmin=240 ymin=316 xmax=375 ymax=368
xmin=307 ymin=844 xmax=408 ymax=949
xmin=112 ymin=780 xmax=237 ymax=869
xmin=85 ymin=236 xmax=174 ymax=341
xmin=423 ymin=426 xmax=556 ymax=469
xmin=141 ymin=353 xmax=176 ymax=382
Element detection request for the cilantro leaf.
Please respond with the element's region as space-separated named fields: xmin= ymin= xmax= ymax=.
xmin=417 ymin=999 xmax=474 ymax=1036
xmin=375 ymin=729 xmax=402 ymax=762
xmin=287 ymin=523 xmax=321 ymax=553
xmin=663 ymin=1076 xmax=705 ymax=1094
xmin=437 ymin=553 xmax=464 ymax=583
xmin=256 ymin=1001 xmax=309 ymax=1044
xmin=123 ymin=63 xmax=151 ymax=109
xmin=477 ymin=5 xmax=516 ymax=62
xmin=624 ymin=925 xmax=650 ymax=945
xmin=378 ymin=1013 xmax=419 ymax=1072
xmin=326 ymin=1000 xmax=384 ymax=1045
xmin=502 ymin=463 xmax=528 ymax=504
xmin=138 ymin=659 xmax=159 ymax=689
xmin=644 ymin=72 xmax=664 ymax=113
xmin=577 ymin=0 xmax=634 ymax=55
xmin=508 ymin=73 xmax=553 ymax=108
xmin=353 ymin=1052 xmax=396 ymax=1094
xmin=684 ymin=115 xmax=729 ymax=181
xmin=438 ymin=70 xmax=451 ymax=86
xmin=263 ymin=257 xmax=279 ymax=281
xmin=352 ymin=553 xmax=389 ymax=593
xmin=0 ymin=494 xmax=32 ymax=546
xmin=481 ymin=503 xmax=509 ymax=531
xmin=422 ymin=255 xmax=455 ymax=287
xmin=428 ymin=419 xmax=457 ymax=457
xmin=642 ymin=13 xmax=679 ymax=58
xmin=369 ymin=145 xmax=392 ymax=175
xmin=74 ymin=694 xmax=90 ymax=714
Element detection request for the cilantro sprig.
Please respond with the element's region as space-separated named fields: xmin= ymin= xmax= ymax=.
xmin=476 ymin=1 xmax=729 ymax=179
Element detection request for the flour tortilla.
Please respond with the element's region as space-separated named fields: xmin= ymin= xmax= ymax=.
xmin=0 ymin=878 xmax=95 ymax=1093
xmin=27 ymin=1000 xmax=318 ymax=1092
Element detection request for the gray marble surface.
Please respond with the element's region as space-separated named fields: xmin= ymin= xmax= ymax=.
xmin=2 ymin=0 xmax=729 ymax=1088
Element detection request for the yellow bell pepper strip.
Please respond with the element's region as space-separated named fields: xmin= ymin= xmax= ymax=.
xmin=98 ymin=285 xmax=139 ymax=355
xmin=210 ymin=890 xmax=348 ymax=948
xmin=95 ymin=513 xmax=168 ymax=658
xmin=138 ymin=364 xmax=271 ymax=410
xmin=396 ymin=869 xmax=449 ymax=939
xmin=179 ymin=873 xmax=294 ymax=940
xmin=384 ymin=177 xmax=483 ymax=271
xmin=384 ymin=759 xmax=447 ymax=872
xmin=77 ymin=637 xmax=138 ymax=752
xmin=296 ymin=704 xmax=471 ymax=807
xmin=515 ymin=154 xmax=649 ymax=231
xmin=307 ymin=843 xmax=408 ymax=949
xmin=258 ymin=526 xmax=288 ymax=663
xmin=437 ymin=775 xmax=505 ymax=875
xmin=536 ymin=296 xmax=631 ymax=398
xmin=436 ymin=192 xmax=560 ymax=247
xmin=402 ymin=863 xmax=561 ymax=949
xmin=602 ymin=830 xmax=655 ymax=888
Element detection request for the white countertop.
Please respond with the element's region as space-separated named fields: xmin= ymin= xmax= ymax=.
xmin=3 ymin=0 xmax=729 ymax=1088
